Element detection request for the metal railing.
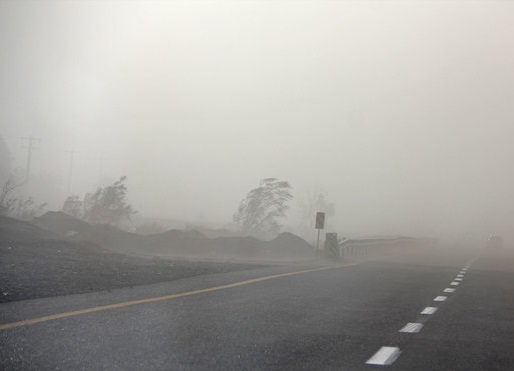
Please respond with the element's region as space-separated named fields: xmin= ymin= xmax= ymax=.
xmin=337 ymin=236 xmax=430 ymax=258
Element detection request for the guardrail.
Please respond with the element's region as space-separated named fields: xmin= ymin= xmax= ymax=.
xmin=335 ymin=236 xmax=436 ymax=259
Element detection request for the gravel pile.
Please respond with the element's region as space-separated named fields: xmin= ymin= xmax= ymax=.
xmin=0 ymin=216 xmax=264 ymax=303
xmin=33 ymin=212 xmax=315 ymax=260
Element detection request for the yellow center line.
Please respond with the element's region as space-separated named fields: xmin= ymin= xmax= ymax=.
xmin=0 ymin=263 xmax=359 ymax=331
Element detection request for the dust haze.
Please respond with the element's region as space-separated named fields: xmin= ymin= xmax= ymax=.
xmin=1 ymin=1 xmax=514 ymax=244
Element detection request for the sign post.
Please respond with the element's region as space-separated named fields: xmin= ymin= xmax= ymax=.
xmin=315 ymin=212 xmax=325 ymax=259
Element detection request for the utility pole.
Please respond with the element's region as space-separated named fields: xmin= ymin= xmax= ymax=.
xmin=315 ymin=212 xmax=325 ymax=260
xmin=21 ymin=135 xmax=40 ymax=195
xmin=66 ymin=150 xmax=76 ymax=195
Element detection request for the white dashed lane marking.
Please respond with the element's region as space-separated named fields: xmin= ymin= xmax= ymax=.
xmin=421 ymin=307 xmax=438 ymax=315
xmin=364 ymin=257 xmax=477 ymax=366
xmin=399 ymin=323 xmax=424 ymax=333
xmin=366 ymin=346 xmax=401 ymax=366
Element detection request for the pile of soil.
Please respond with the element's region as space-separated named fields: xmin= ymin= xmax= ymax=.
xmin=0 ymin=216 xmax=55 ymax=241
xmin=187 ymin=227 xmax=241 ymax=239
xmin=266 ymin=232 xmax=314 ymax=258
xmin=0 ymin=216 xmax=264 ymax=303
xmin=142 ymin=233 xmax=314 ymax=260
xmin=32 ymin=211 xmax=145 ymax=252
xmin=33 ymin=212 xmax=315 ymax=261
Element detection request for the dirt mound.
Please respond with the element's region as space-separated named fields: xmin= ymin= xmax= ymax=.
xmin=0 ymin=217 xmax=264 ymax=303
xmin=143 ymin=229 xmax=206 ymax=255
xmin=32 ymin=212 xmax=314 ymax=261
xmin=143 ymin=231 xmax=261 ymax=258
xmin=33 ymin=211 xmax=94 ymax=236
xmin=157 ymin=229 xmax=207 ymax=240
xmin=188 ymin=227 xmax=241 ymax=239
xmin=269 ymin=232 xmax=313 ymax=250
xmin=266 ymin=232 xmax=314 ymax=258
xmin=204 ymin=236 xmax=263 ymax=258
xmin=85 ymin=223 xmax=145 ymax=252
xmin=143 ymin=232 xmax=313 ymax=260
xmin=33 ymin=211 xmax=145 ymax=253
xmin=0 ymin=216 xmax=55 ymax=241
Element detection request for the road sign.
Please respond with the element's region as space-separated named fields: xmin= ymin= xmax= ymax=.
xmin=315 ymin=212 xmax=325 ymax=229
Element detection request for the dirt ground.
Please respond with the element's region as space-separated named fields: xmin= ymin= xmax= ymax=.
xmin=0 ymin=216 xmax=267 ymax=303
xmin=32 ymin=212 xmax=315 ymax=261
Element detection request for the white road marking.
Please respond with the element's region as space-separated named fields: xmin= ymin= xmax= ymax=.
xmin=399 ymin=322 xmax=424 ymax=333
xmin=364 ymin=258 xmax=480 ymax=367
xmin=421 ymin=307 xmax=438 ymax=315
xmin=366 ymin=346 xmax=401 ymax=365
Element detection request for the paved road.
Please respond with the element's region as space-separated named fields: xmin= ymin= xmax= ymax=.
xmin=1 ymin=246 xmax=513 ymax=370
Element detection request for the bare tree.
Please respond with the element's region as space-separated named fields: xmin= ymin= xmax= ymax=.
xmin=14 ymin=197 xmax=47 ymax=220
xmin=0 ymin=171 xmax=23 ymax=216
xmin=233 ymin=178 xmax=293 ymax=239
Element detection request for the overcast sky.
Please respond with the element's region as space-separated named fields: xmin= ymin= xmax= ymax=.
xmin=1 ymin=1 xmax=513 ymax=239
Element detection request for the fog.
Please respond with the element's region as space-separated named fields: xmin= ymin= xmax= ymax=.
xmin=1 ymin=1 xmax=513 ymax=242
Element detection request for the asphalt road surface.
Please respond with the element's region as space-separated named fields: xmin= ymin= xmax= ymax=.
xmin=1 ymin=245 xmax=513 ymax=370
